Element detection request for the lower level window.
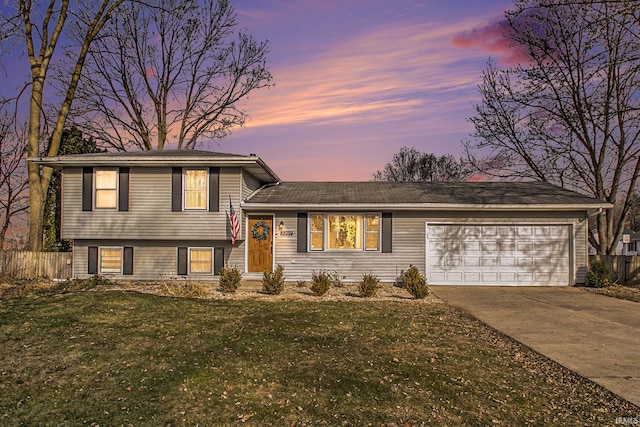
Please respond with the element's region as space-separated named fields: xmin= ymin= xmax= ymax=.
xmin=189 ymin=248 xmax=213 ymax=274
xmin=100 ymin=247 xmax=123 ymax=273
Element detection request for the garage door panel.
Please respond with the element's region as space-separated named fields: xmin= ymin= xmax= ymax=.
xmin=499 ymin=241 xmax=515 ymax=252
xmin=500 ymin=257 xmax=515 ymax=266
xmin=427 ymin=223 xmax=570 ymax=286
xmin=464 ymin=241 xmax=481 ymax=251
xmin=481 ymin=257 xmax=498 ymax=266
xmin=500 ymin=272 xmax=516 ymax=282
xmin=464 ymin=257 xmax=480 ymax=266
xmin=482 ymin=272 xmax=498 ymax=282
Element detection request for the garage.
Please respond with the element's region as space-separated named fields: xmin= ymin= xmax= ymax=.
xmin=426 ymin=223 xmax=571 ymax=286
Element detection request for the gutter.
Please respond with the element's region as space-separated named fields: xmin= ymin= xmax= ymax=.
xmin=241 ymin=202 xmax=613 ymax=211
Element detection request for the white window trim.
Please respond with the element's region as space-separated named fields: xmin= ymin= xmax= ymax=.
xmin=309 ymin=213 xmax=381 ymax=252
xmin=99 ymin=246 xmax=123 ymax=274
xmin=188 ymin=247 xmax=213 ymax=274
xmin=94 ymin=167 xmax=119 ymax=210
xmin=183 ymin=168 xmax=208 ymax=211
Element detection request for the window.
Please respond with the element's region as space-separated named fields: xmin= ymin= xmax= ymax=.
xmin=309 ymin=214 xmax=380 ymax=251
xmin=184 ymin=169 xmax=207 ymax=210
xmin=100 ymin=247 xmax=123 ymax=273
xmin=328 ymin=215 xmax=362 ymax=249
xmin=310 ymin=214 xmax=324 ymax=250
xmin=365 ymin=215 xmax=380 ymax=250
xmin=95 ymin=169 xmax=118 ymax=209
xmin=189 ymin=248 xmax=213 ymax=274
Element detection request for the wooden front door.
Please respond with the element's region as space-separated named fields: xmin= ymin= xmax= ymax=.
xmin=248 ymin=216 xmax=273 ymax=273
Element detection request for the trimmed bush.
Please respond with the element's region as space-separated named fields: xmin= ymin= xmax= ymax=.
xmin=263 ymin=264 xmax=285 ymax=295
xmin=586 ymin=260 xmax=611 ymax=288
xmin=402 ymin=265 xmax=429 ymax=299
xmin=219 ymin=265 xmax=242 ymax=293
xmin=310 ymin=270 xmax=332 ymax=296
xmin=358 ymin=273 xmax=380 ymax=298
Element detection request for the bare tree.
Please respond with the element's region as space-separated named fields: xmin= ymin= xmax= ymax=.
xmin=465 ymin=0 xmax=640 ymax=254
xmin=0 ymin=109 xmax=29 ymax=249
xmin=1 ymin=0 xmax=132 ymax=251
xmin=373 ymin=147 xmax=471 ymax=182
xmin=71 ymin=0 xmax=272 ymax=151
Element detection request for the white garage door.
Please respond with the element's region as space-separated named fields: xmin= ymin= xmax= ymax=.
xmin=426 ymin=224 xmax=571 ymax=286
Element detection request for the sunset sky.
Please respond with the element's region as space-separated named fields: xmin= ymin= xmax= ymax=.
xmin=223 ymin=0 xmax=517 ymax=180
xmin=0 ymin=0 xmax=519 ymax=181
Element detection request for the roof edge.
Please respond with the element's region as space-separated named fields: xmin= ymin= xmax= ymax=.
xmin=241 ymin=202 xmax=612 ymax=211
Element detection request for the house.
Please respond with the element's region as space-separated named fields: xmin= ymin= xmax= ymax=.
xmin=31 ymin=150 xmax=611 ymax=286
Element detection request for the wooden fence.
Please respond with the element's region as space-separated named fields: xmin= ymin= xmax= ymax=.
xmin=0 ymin=251 xmax=73 ymax=280
xmin=590 ymin=255 xmax=640 ymax=285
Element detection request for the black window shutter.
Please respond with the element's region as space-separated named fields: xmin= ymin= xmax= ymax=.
xmin=171 ymin=167 xmax=182 ymax=211
xmin=123 ymin=247 xmax=134 ymax=275
xmin=214 ymin=247 xmax=224 ymax=275
xmin=382 ymin=212 xmax=392 ymax=253
xmin=209 ymin=167 xmax=220 ymax=212
xmin=82 ymin=167 xmax=93 ymax=211
xmin=297 ymin=212 xmax=308 ymax=253
xmin=118 ymin=167 xmax=130 ymax=211
xmin=88 ymin=246 xmax=98 ymax=274
xmin=177 ymin=247 xmax=188 ymax=275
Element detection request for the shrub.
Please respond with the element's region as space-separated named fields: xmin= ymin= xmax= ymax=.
xmin=358 ymin=273 xmax=380 ymax=298
xmin=219 ymin=265 xmax=242 ymax=293
xmin=161 ymin=281 xmax=209 ymax=298
xmin=310 ymin=270 xmax=332 ymax=296
xmin=296 ymin=280 xmax=307 ymax=288
xmin=402 ymin=265 xmax=429 ymax=299
xmin=586 ymin=260 xmax=611 ymax=288
xmin=263 ymin=264 xmax=285 ymax=295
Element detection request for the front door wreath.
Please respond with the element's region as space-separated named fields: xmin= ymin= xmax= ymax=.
xmin=251 ymin=220 xmax=270 ymax=240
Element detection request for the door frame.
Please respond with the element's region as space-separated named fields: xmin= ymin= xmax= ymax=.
xmin=245 ymin=213 xmax=275 ymax=274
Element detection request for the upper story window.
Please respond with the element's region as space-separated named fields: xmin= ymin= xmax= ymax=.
xmin=309 ymin=214 xmax=380 ymax=251
xmin=172 ymin=167 xmax=219 ymax=212
xmin=184 ymin=169 xmax=208 ymax=210
xmin=83 ymin=167 xmax=128 ymax=212
xmin=95 ymin=169 xmax=118 ymax=209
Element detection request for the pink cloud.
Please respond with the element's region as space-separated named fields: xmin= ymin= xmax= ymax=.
xmin=451 ymin=19 xmax=528 ymax=66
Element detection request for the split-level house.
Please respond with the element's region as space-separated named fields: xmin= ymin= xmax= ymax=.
xmin=32 ymin=150 xmax=610 ymax=286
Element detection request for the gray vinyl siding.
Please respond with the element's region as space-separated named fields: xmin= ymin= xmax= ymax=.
xmin=74 ymin=239 xmax=244 ymax=281
xmin=62 ymin=166 xmax=244 ymax=241
xmin=242 ymin=170 xmax=262 ymax=200
xmin=271 ymin=210 xmax=589 ymax=285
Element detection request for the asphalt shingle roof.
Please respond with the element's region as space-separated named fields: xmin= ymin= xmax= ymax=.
xmin=245 ymin=181 xmax=606 ymax=207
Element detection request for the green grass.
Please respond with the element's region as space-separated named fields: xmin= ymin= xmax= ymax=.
xmin=0 ymin=291 xmax=634 ymax=426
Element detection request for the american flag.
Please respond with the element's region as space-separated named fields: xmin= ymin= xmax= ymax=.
xmin=228 ymin=196 xmax=240 ymax=245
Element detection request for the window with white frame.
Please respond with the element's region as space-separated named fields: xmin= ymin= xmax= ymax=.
xmin=365 ymin=215 xmax=380 ymax=250
xmin=95 ymin=169 xmax=118 ymax=209
xmin=310 ymin=214 xmax=324 ymax=250
xmin=310 ymin=214 xmax=380 ymax=251
xmin=189 ymin=248 xmax=213 ymax=274
xmin=99 ymin=247 xmax=123 ymax=273
xmin=184 ymin=169 xmax=207 ymax=210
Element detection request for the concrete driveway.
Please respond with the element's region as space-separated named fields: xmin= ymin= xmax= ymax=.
xmin=431 ymin=286 xmax=640 ymax=407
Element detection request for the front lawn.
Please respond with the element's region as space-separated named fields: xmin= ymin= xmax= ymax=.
xmin=0 ymin=291 xmax=635 ymax=425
